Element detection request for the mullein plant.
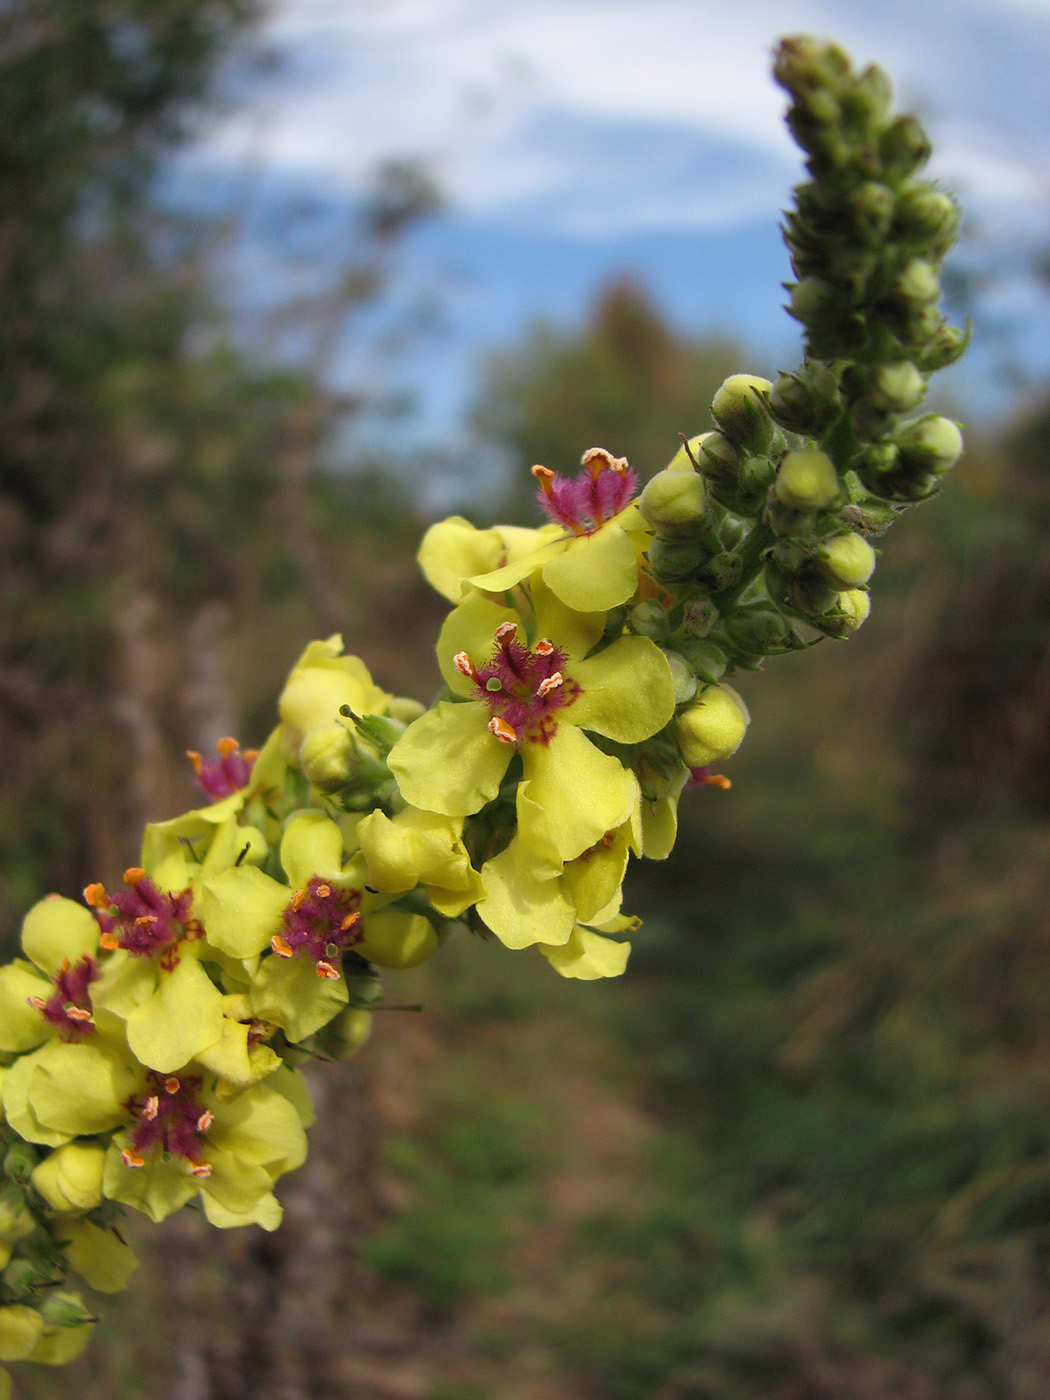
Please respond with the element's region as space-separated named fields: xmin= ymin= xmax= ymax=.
xmin=0 ymin=37 xmax=967 ymax=1390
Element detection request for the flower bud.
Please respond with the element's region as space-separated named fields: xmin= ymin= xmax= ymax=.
xmin=674 ymin=685 xmax=750 ymax=768
xmin=387 ymin=696 xmax=426 ymax=725
xmin=893 ymin=257 xmax=940 ymax=307
xmin=869 ymin=361 xmax=926 ymax=413
xmin=2 ymin=1144 xmax=36 ymax=1187
xmin=815 ymin=588 xmax=871 ymax=638
xmin=774 ymin=450 xmax=840 ymax=511
xmin=0 ymin=1195 xmax=33 ymax=1246
xmin=37 ymin=1293 xmax=94 ymax=1329
xmin=661 ymin=650 xmax=698 ymax=705
xmin=313 ymin=1008 xmax=373 ymax=1061
xmin=893 ymin=186 xmax=958 ymax=251
xmin=768 ymin=363 xmax=841 ymax=435
xmin=917 ymin=322 xmax=969 ymax=372
xmin=680 ymin=597 xmax=719 ymax=639
xmin=723 ymin=606 xmax=795 ymax=655
xmin=878 ymin=114 xmax=931 ymax=178
xmin=765 ymin=559 xmax=838 ymax=619
xmin=629 ymin=600 xmax=670 ymax=642
xmin=30 ymin=1143 xmax=105 ymax=1215
xmin=639 ymin=468 xmax=706 ymax=537
xmin=895 ymin=415 xmax=963 ymax=474
xmin=675 ymin=640 xmax=727 ymax=686
xmin=634 ymin=740 xmax=687 ymax=802
xmin=699 ymin=430 xmax=742 ymax=499
xmin=841 ymin=498 xmax=899 ymax=538
xmin=299 ymin=723 xmax=356 ymax=793
xmin=816 ymin=533 xmax=877 ymax=588
xmin=646 ymin=535 xmax=705 ymax=581
xmin=711 ymin=375 xmax=774 ymax=454
xmin=696 ymin=551 xmax=743 ymax=594
xmin=847 ymin=181 xmax=895 ymax=242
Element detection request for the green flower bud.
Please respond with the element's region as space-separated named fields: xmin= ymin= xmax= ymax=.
xmin=699 ymin=430 xmax=743 ymax=498
xmin=674 ymin=684 xmax=750 ymax=768
xmin=723 ymin=606 xmax=795 ymax=655
xmin=789 ymin=276 xmax=839 ymax=326
xmin=869 ymin=361 xmax=927 ymax=413
xmin=679 ymin=598 xmax=719 ymax=639
xmin=31 ymin=1142 xmax=105 ymax=1215
xmin=895 ymin=415 xmax=963 ymax=474
xmin=765 ymin=558 xmax=838 ymax=619
xmin=893 ymin=257 xmax=940 ymax=306
xmin=815 ymin=588 xmax=872 ymax=638
xmin=639 ymin=468 xmax=706 ymax=537
xmin=893 ymin=185 xmax=959 ymax=251
xmin=3 ymin=1143 xmax=37 ymax=1186
xmin=661 ymin=650 xmax=698 ymax=705
xmin=299 ymin=723 xmax=356 ymax=793
xmin=845 ymin=63 xmax=893 ymax=127
xmin=675 ymin=640 xmax=727 ymax=686
xmin=847 ymin=181 xmax=895 ymax=241
xmin=878 ymin=114 xmax=931 ymax=178
xmin=816 ymin=533 xmax=877 ymax=588
xmin=646 ymin=535 xmax=705 ymax=581
xmin=0 ymin=1194 xmax=33 ymax=1246
xmin=313 ymin=1008 xmax=373 ymax=1062
xmin=768 ymin=363 xmax=842 ymax=435
xmin=629 ymin=600 xmax=670 ymax=642
xmin=696 ymin=551 xmax=743 ymax=594
xmin=711 ymin=375 xmax=774 ymax=454
xmin=916 ymin=321 xmax=969 ymax=372
xmin=37 ymin=1293 xmax=94 ymax=1329
xmin=633 ymin=738 xmax=688 ymax=802
xmin=775 ymin=450 xmax=841 ymax=510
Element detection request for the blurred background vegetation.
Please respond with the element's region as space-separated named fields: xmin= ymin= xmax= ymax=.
xmin=5 ymin=3 xmax=1050 ymax=1398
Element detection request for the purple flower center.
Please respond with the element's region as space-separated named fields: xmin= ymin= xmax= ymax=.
xmin=122 ymin=1072 xmax=213 ymax=1178
xmin=187 ymin=737 xmax=258 ymax=801
xmin=86 ymin=870 xmax=195 ymax=969
xmin=533 ymin=447 xmax=638 ymax=536
xmin=455 ymin=623 xmax=580 ymax=747
xmin=27 ymin=955 xmax=99 ymax=1040
xmin=271 ymin=878 xmax=363 ymax=980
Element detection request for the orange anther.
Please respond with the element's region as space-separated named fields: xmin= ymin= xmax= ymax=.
xmin=26 ymin=996 xmax=47 ymax=1013
xmin=537 ymin=671 xmax=564 ymax=697
xmin=271 ymin=934 xmax=293 ymax=959
xmin=340 ymin=911 xmax=362 ymax=934
xmin=196 ymin=1110 xmax=214 ymax=1134
xmin=60 ymin=956 xmax=70 ymax=972
xmin=534 ymin=638 xmax=555 ymax=655
xmin=531 ymin=464 xmax=555 ymax=495
xmin=243 ymin=749 xmax=259 ymax=764
xmin=121 ymin=1149 xmax=145 ymax=1170
xmin=65 ymin=1006 xmax=92 ymax=1022
xmin=135 ymin=914 xmax=158 ymax=927
xmin=99 ymin=932 xmax=119 ymax=952
xmin=186 ymin=749 xmax=204 ymax=774
xmin=290 ymin=889 xmax=306 ymax=912
xmin=83 ymin=882 xmax=108 ymax=910
xmin=453 ymin=651 xmax=478 ymax=681
xmin=190 ymin=1160 xmax=213 ymax=1179
xmin=315 ymin=883 xmax=331 ymax=898
xmin=123 ymin=867 xmax=146 ymax=886
xmin=700 ymin=772 xmax=731 ymax=790
xmin=143 ymin=1096 xmax=159 ymax=1121
xmin=216 ymin=737 xmax=239 ymax=756
xmin=164 ymin=1077 xmax=181 ymax=1095
xmin=494 ymin=621 xmax=518 ymax=643
xmin=316 ymin=960 xmax=341 ymax=980
xmin=487 ymin=716 xmax=518 ymax=746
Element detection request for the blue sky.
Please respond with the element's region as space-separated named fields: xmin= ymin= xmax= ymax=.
xmin=172 ymin=0 xmax=1050 ymax=468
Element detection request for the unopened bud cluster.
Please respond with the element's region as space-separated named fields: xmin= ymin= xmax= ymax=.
xmin=0 ymin=35 xmax=967 ymax=1387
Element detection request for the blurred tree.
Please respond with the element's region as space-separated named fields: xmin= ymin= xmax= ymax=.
xmin=472 ymin=275 xmax=747 ymax=519
xmin=0 ymin=2 xmax=440 ymax=934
